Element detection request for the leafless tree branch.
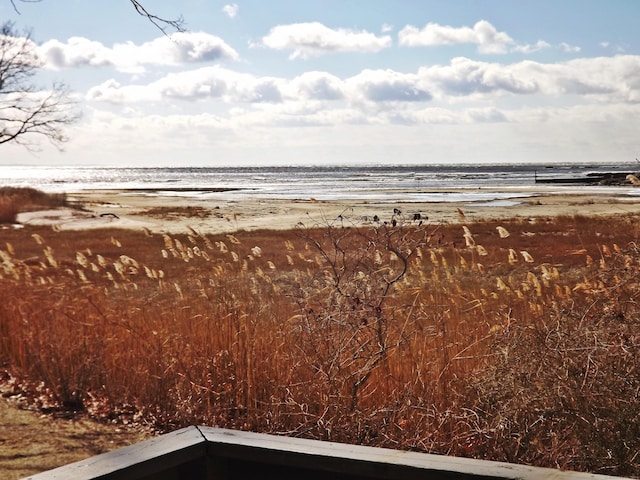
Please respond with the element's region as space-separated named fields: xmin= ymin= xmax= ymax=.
xmin=0 ymin=22 xmax=79 ymax=150
xmin=9 ymin=0 xmax=41 ymax=15
xmin=129 ymin=0 xmax=186 ymax=34
xmin=10 ymin=0 xmax=186 ymax=35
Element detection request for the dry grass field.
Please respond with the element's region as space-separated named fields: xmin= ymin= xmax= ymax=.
xmin=2 ymin=191 xmax=640 ymax=477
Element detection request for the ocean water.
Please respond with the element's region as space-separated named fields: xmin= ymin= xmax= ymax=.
xmin=1 ymin=163 xmax=639 ymax=203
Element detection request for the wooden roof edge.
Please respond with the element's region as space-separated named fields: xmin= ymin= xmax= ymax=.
xmin=24 ymin=426 xmax=630 ymax=480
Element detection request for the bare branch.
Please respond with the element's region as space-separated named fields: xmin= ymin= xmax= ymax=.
xmin=9 ymin=0 xmax=41 ymax=15
xmin=0 ymin=22 xmax=79 ymax=150
xmin=129 ymin=0 xmax=186 ymax=35
xmin=10 ymin=1 xmax=185 ymax=35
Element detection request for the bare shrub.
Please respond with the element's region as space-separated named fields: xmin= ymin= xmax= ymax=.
xmin=0 ymin=187 xmax=68 ymax=223
xmin=277 ymin=211 xmax=431 ymax=439
xmin=0 ymin=195 xmax=19 ymax=223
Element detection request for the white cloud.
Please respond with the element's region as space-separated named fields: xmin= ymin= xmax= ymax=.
xmin=381 ymin=23 xmax=394 ymax=33
xmin=512 ymin=40 xmax=551 ymax=54
xmin=39 ymin=32 xmax=239 ymax=73
xmin=68 ymin=98 xmax=640 ymax=166
xmin=398 ymin=20 xmax=515 ymax=54
xmin=259 ymin=22 xmax=392 ymax=59
xmin=465 ymin=107 xmax=507 ymax=123
xmin=86 ymin=66 xmax=434 ymax=107
xmin=560 ymin=42 xmax=581 ymax=53
xmin=39 ymin=37 xmax=114 ymax=69
xmin=86 ymin=66 xmax=285 ymax=104
xmin=222 ymin=4 xmax=239 ymax=19
xmin=398 ymin=20 xmax=559 ymax=56
xmin=417 ymin=57 xmax=539 ymax=98
xmin=85 ymin=54 xmax=640 ymax=136
xmin=346 ymin=69 xmax=432 ymax=103
xmin=289 ymin=71 xmax=345 ymax=100
xmin=599 ymin=41 xmax=628 ymax=54
xmin=417 ymin=55 xmax=640 ymax=102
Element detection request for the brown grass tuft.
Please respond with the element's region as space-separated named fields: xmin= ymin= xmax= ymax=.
xmin=0 ymin=187 xmax=68 ymax=224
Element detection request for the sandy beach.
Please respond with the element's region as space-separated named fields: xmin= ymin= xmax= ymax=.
xmin=15 ymin=187 xmax=640 ymax=233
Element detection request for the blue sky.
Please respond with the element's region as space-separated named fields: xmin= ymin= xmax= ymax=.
xmin=1 ymin=0 xmax=639 ymax=166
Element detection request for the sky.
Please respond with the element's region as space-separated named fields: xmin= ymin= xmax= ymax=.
xmin=1 ymin=0 xmax=639 ymax=167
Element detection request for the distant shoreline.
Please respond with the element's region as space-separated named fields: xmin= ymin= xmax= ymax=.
xmin=12 ymin=187 xmax=640 ymax=234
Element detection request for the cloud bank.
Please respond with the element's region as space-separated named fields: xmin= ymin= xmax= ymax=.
xmin=399 ymin=20 xmax=551 ymax=55
xmin=86 ymin=55 xmax=640 ymax=107
xmin=39 ymin=32 xmax=239 ymax=73
xmin=259 ymin=22 xmax=392 ymax=59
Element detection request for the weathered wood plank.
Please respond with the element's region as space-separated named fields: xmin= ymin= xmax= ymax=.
xmin=24 ymin=426 xmax=631 ymax=480
xmin=200 ymin=427 xmax=619 ymax=480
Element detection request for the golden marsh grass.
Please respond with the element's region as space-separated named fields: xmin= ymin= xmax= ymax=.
xmin=1 ymin=212 xmax=640 ymax=476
